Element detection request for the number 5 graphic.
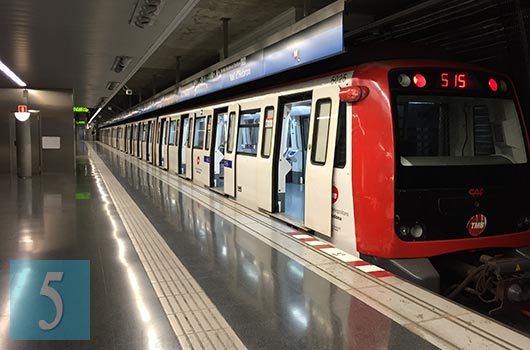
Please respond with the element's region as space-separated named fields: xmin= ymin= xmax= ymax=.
xmin=38 ymin=272 xmax=64 ymax=330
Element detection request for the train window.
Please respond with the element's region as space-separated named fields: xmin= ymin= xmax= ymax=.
xmin=227 ymin=112 xmax=236 ymax=154
xmin=261 ymin=107 xmax=275 ymax=158
xmin=311 ymin=99 xmax=332 ymax=165
xmin=205 ymin=116 xmax=212 ymax=151
xmin=334 ymin=102 xmax=347 ymax=168
xmin=396 ymin=96 xmax=527 ymax=165
xmin=237 ymin=109 xmax=260 ymax=155
xmin=142 ymin=124 xmax=147 ymax=141
xmin=168 ymin=120 xmax=177 ymax=145
xmin=193 ymin=117 xmax=206 ymax=149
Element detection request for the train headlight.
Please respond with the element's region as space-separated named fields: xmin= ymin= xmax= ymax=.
xmin=398 ymin=74 xmax=411 ymax=87
xmin=410 ymin=224 xmax=424 ymax=238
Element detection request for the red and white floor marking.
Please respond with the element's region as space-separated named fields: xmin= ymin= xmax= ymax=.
xmin=288 ymin=232 xmax=394 ymax=278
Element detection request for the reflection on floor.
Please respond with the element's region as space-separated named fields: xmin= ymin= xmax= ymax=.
xmin=215 ymin=177 xmax=224 ymax=190
xmin=0 ymin=152 xmax=179 ymax=349
xmin=285 ymin=182 xmax=304 ymax=222
xmin=95 ymin=142 xmax=438 ymax=350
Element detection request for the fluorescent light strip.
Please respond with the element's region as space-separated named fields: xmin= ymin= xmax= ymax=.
xmin=88 ymin=107 xmax=102 ymax=125
xmin=0 ymin=60 xmax=26 ymax=87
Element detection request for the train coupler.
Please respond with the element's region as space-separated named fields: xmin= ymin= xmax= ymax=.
xmin=471 ymin=255 xmax=530 ymax=314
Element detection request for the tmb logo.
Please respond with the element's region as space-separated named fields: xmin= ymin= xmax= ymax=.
xmin=467 ymin=214 xmax=487 ymax=236
xmin=468 ymin=188 xmax=484 ymax=197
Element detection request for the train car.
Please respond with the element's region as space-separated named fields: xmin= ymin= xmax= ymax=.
xmin=100 ymin=59 xmax=530 ymax=312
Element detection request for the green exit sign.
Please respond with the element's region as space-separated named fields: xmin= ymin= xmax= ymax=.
xmin=73 ymin=106 xmax=89 ymax=113
xmin=76 ymin=120 xmax=86 ymax=125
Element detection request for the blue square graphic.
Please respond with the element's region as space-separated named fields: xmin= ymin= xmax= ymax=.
xmin=10 ymin=260 xmax=90 ymax=340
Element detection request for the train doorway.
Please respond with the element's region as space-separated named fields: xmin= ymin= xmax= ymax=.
xmin=178 ymin=116 xmax=190 ymax=176
xmin=146 ymin=121 xmax=152 ymax=163
xmin=212 ymin=109 xmax=228 ymax=191
xmin=158 ymin=118 xmax=168 ymax=168
xmin=276 ymin=97 xmax=312 ymax=223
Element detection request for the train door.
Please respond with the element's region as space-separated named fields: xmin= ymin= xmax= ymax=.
xmin=304 ymin=85 xmax=339 ymax=236
xmin=167 ymin=118 xmax=178 ymax=173
xmin=192 ymin=110 xmax=212 ymax=186
xmin=158 ymin=117 xmax=169 ymax=168
xmin=131 ymin=125 xmax=136 ymax=156
xmin=129 ymin=125 xmax=133 ymax=154
xmin=256 ymin=97 xmax=278 ymax=211
xmin=223 ymin=104 xmax=240 ymax=197
xmin=178 ymin=115 xmax=189 ymax=176
xmin=138 ymin=122 xmax=147 ymax=159
xmin=211 ymin=108 xmax=228 ymax=191
xmin=136 ymin=122 xmax=141 ymax=157
xmin=275 ymin=93 xmax=312 ymax=223
xmin=146 ymin=121 xmax=153 ymax=163
xmin=185 ymin=113 xmax=194 ymax=179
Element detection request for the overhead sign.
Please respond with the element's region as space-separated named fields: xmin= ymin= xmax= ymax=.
xmin=178 ymin=13 xmax=343 ymax=103
xmin=18 ymin=105 xmax=28 ymax=113
xmin=102 ymin=9 xmax=344 ymax=126
xmin=73 ymin=106 xmax=89 ymax=113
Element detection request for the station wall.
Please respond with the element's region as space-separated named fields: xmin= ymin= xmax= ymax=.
xmin=0 ymin=88 xmax=74 ymax=174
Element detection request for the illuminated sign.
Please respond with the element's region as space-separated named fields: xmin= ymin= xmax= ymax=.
xmin=76 ymin=120 xmax=86 ymax=125
xmin=390 ymin=69 xmax=511 ymax=95
xmin=73 ymin=106 xmax=89 ymax=113
xmin=441 ymin=72 xmax=468 ymax=89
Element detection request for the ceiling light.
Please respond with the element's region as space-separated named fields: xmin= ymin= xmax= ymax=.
xmin=88 ymin=108 xmax=102 ymax=125
xmin=111 ymin=56 xmax=133 ymax=73
xmin=132 ymin=0 xmax=163 ymax=29
xmin=106 ymin=81 xmax=120 ymax=90
xmin=0 ymin=60 xmax=26 ymax=87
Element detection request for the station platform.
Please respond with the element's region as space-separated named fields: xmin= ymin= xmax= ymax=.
xmin=1 ymin=141 xmax=529 ymax=350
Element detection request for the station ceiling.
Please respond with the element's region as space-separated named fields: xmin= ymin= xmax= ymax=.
xmin=0 ymin=0 xmax=528 ymax=123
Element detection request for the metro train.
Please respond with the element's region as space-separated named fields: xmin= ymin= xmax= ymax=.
xmin=100 ymin=59 xmax=530 ymax=312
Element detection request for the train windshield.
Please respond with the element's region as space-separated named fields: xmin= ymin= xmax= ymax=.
xmin=395 ymin=95 xmax=527 ymax=166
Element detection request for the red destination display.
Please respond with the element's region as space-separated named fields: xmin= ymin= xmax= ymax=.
xmin=440 ymin=72 xmax=468 ymax=89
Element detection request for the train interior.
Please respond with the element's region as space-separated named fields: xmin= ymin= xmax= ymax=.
xmin=277 ymin=99 xmax=311 ymax=222
xmin=213 ymin=111 xmax=228 ymax=190
xmin=180 ymin=117 xmax=190 ymax=175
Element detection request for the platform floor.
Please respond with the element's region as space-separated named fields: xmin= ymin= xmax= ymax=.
xmin=0 ymin=141 xmax=527 ymax=349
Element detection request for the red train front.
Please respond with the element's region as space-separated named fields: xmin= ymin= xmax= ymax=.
xmin=350 ymin=60 xmax=530 ymax=311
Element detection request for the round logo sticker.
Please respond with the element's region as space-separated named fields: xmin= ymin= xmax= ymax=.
xmin=467 ymin=214 xmax=487 ymax=236
xmin=332 ymin=185 xmax=339 ymax=204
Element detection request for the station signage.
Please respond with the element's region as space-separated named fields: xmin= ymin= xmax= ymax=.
xmin=73 ymin=106 xmax=89 ymax=113
xmin=104 ymin=11 xmax=344 ymax=126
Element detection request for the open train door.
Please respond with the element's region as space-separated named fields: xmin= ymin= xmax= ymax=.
xmin=185 ymin=113 xmax=195 ymax=180
xmin=256 ymin=96 xmax=278 ymax=212
xmin=304 ymin=85 xmax=339 ymax=237
xmin=223 ymin=104 xmax=240 ymax=197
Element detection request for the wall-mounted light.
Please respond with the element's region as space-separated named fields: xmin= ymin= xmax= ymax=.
xmin=15 ymin=91 xmax=31 ymax=121
xmin=14 ymin=111 xmax=30 ymax=122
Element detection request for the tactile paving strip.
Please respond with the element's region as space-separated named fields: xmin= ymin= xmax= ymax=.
xmin=89 ymin=146 xmax=246 ymax=350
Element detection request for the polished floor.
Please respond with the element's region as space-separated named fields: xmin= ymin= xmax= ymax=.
xmin=0 ymin=141 xmax=440 ymax=349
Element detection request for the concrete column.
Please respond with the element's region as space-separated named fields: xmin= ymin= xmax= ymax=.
xmin=16 ymin=118 xmax=32 ymax=178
